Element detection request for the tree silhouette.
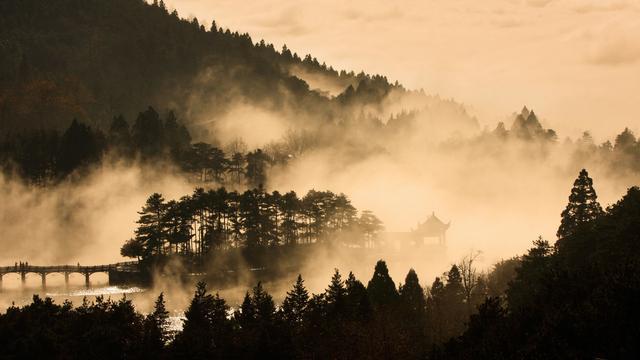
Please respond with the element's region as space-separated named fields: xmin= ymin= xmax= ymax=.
xmin=345 ymin=272 xmax=371 ymax=321
xmin=252 ymin=282 xmax=276 ymax=324
xmin=359 ymin=210 xmax=384 ymax=247
xmin=163 ymin=110 xmax=191 ymax=158
xmin=246 ymin=149 xmax=269 ymax=188
xmin=399 ymin=269 xmax=426 ymax=318
xmin=132 ymin=107 xmax=164 ymax=158
xmin=163 ymin=199 xmax=192 ymax=254
xmin=142 ymin=292 xmax=170 ymax=355
xmin=135 ymin=193 xmax=167 ymax=257
xmin=174 ymin=281 xmax=217 ymax=357
xmin=399 ymin=269 xmax=427 ymax=359
xmin=557 ymin=169 xmax=603 ymax=238
xmin=227 ymin=152 xmax=245 ymax=186
xmin=108 ymin=115 xmax=131 ymax=154
xmin=325 ymin=269 xmax=347 ymax=315
xmin=426 ymin=276 xmax=446 ymax=344
xmin=367 ymin=260 xmax=398 ymax=307
xmin=281 ymin=274 xmax=309 ymax=326
xmin=120 ymin=238 xmax=144 ymax=260
xmin=57 ymin=119 xmax=102 ymax=175
xmin=280 ymin=191 xmax=301 ymax=245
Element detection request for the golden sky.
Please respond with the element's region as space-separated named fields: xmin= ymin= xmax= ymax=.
xmin=166 ymin=0 xmax=640 ymax=139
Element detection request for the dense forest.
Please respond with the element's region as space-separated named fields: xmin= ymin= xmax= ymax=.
xmin=0 ymin=0 xmax=461 ymax=133
xmin=0 ymin=106 xmax=278 ymax=187
xmin=121 ymin=187 xmax=384 ymax=262
xmin=3 ymin=0 xmax=640 ymax=190
xmin=2 ymin=170 xmax=639 ymax=358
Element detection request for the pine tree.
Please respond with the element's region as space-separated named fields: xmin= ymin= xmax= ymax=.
xmin=143 ymin=292 xmax=170 ymax=354
xmin=367 ymin=260 xmax=398 ymax=307
xmin=281 ymin=191 xmax=301 ymax=245
xmin=445 ymin=265 xmax=464 ymax=300
xmin=151 ymin=292 xmax=170 ymax=338
xmin=239 ymin=190 xmax=262 ymax=247
xmin=209 ymin=292 xmax=232 ymax=354
xmin=358 ymin=210 xmax=384 ymax=247
xmin=237 ymin=292 xmax=256 ymax=328
xmin=614 ymin=127 xmax=636 ymax=152
xmin=398 ymin=270 xmax=428 ymax=360
xmin=345 ymin=272 xmax=371 ymax=320
xmin=228 ymin=152 xmax=245 ymax=185
xmin=210 ymin=148 xmax=227 ymax=183
xmin=251 ymin=282 xmax=275 ymax=323
xmin=440 ymin=264 xmax=468 ymax=339
xmin=245 ymin=149 xmax=269 ymax=188
xmin=135 ymin=193 xmax=167 ymax=257
xmin=281 ymin=274 xmax=309 ymax=326
xmin=426 ymin=277 xmax=446 ymax=344
xmin=163 ymin=199 xmax=192 ymax=254
xmin=176 ymin=282 xmax=215 ymax=357
xmin=557 ymin=169 xmax=603 ymax=238
xmin=325 ymin=269 xmax=346 ymax=314
xmin=399 ymin=269 xmax=426 ymax=317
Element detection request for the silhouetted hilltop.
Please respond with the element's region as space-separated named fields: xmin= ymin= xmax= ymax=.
xmin=0 ymin=0 xmax=469 ymax=135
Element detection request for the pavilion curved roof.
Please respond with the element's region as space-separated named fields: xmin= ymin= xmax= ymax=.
xmin=414 ymin=212 xmax=450 ymax=236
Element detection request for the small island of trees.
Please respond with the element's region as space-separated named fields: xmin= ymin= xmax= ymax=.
xmin=121 ymin=187 xmax=384 ymax=266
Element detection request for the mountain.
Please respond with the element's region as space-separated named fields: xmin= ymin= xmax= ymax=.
xmin=0 ymin=0 xmax=477 ymax=140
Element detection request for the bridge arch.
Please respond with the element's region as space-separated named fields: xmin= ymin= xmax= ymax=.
xmin=0 ymin=261 xmax=139 ymax=289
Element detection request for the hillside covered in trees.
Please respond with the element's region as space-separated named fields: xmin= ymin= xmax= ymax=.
xmin=3 ymin=0 xmax=640 ymax=193
xmin=2 ymin=169 xmax=639 ymax=358
xmin=0 ymin=0 xmax=476 ymax=136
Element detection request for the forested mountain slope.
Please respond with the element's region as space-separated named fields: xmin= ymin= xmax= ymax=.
xmin=0 ymin=0 xmax=477 ymax=138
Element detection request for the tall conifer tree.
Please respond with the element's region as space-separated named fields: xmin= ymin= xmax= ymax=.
xmin=557 ymin=169 xmax=603 ymax=238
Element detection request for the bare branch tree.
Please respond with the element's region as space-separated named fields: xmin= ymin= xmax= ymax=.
xmin=458 ymin=250 xmax=483 ymax=307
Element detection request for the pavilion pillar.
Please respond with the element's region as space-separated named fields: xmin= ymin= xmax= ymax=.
xmin=84 ymin=273 xmax=90 ymax=288
xmin=0 ymin=274 xmax=3 ymax=290
xmin=64 ymin=272 xmax=69 ymax=287
xmin=41 ymin=273 xmax=46 ymax=289
xmin=21 ymin=272 xmax=26 ymax=286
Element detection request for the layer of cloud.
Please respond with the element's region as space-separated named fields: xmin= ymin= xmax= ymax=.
xmin=584 ymin=22 xmax=640 ymax=65
xmin=526 ymin=0 xmax=554 ymax=8
xmin=573 ymin=0 xmax=632 ymax=14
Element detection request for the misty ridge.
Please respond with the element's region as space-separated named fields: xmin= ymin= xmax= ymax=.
xmin=1 ymin=0 xmax=640 ymax=359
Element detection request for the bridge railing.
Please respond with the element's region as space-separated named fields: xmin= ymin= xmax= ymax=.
xmin=0 ymin=261 xmax=140 ymax=274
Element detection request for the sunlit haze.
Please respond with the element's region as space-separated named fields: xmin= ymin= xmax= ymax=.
xmin=166 ymin=0 xmax=640 ymax=139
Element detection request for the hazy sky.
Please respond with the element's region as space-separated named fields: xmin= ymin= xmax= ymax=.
xmin=165 ymin=0 xmax=640 ymax=139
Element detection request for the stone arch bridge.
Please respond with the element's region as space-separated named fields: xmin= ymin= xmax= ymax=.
xmin=0 ymin=261 xmax=139 ymax=289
